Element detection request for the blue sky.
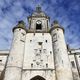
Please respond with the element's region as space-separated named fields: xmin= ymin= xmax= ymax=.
xmin=0 ymin=0 xmax=80 ymax=50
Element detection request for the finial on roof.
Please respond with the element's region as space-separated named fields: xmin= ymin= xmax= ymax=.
xmin=53 ymin=20 xmax=59 ymax=24
xmin=18 ymin=20 xmax=24 ymax=24
xmin=53 ymin=20 xmax=60 ymax=27
xmin=50 ymin=20 xmax=65 ymax=33
xmin=36 ymin=5 xmax=42 ymax=12
xmin=17 ymin=20 xmax=25 ymax=28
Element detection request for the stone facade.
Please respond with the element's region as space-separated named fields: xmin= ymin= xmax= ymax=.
xmin=0 ymin=6 xmax=80 ymax=80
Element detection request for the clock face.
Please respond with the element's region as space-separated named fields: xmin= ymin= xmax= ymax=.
xmin=36 ymin=20 xmax=42 ymax=24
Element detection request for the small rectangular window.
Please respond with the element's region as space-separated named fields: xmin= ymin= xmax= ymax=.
xmin=52 ymin=33 xmax=57 ymax=42
xmin=38 ymin=42 xmax=42 ymax=45
xmin=0 ymin=60 xmax=2 ymax=62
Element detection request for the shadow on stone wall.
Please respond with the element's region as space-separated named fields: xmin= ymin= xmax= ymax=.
xmin=0 ymin=70 xmax=5 ymax=80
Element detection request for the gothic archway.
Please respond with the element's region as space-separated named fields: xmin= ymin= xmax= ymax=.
xmin=30 ymin=75 xmax=45 ymax=80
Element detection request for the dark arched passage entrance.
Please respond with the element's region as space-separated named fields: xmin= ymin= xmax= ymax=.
xmin=30 ymin=75 xmax=45 ymax=80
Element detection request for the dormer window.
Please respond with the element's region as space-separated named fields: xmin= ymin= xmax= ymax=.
xmin=36 ymin=20 xmax=42 ymax=30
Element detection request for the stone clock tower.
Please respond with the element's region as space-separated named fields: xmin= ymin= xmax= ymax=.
xmin=3 ymin=6 xmax=74 ymax=80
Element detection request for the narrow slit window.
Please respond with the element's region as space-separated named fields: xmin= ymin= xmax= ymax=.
xmin=0 ymin=60 xmax=2 ymax=62
xmin=30 ymin=40 xmax=32 ymax=42
xmin=31 ymin=63 xmax=33 ymax=68
xmin=21 ymin=33 xmax=25 ymax=36
xmin=71 ymin=61 xmax=75 ymax=68
xmin=46 ymin=63 xmax=48 ymax=68
xmin=33 ymin=33 xmax=35 ymax=36
xmin=45 ymin=40 xmax=47 ymax=43
xmin=40 ymin=50 xmax=41 ymax=53
xmin=50 ymin=51 xmax=52 ymax=54
xmin=20 ymin=40 xmax=25 ymax=42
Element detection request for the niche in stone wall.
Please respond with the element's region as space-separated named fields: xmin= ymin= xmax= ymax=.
xmin=31 ymin=63 xmax=33 ymax=68
xmin=43 ymin=49 xmax=46 ymax=54
xmin=46 ymin=63 xmax=48 ymax=68
xmin=50 ymin=51 xmax=52 ymax=54
xmin=38 ymin=42 xmax=43 ymax=49
xmin=71 ymin=61 xmax=75 ymax=68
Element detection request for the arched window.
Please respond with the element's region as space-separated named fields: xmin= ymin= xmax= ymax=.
xmin=30 ymin=75 xmax=45 ymax=80
xmin=36 ymin=20 xmax=42 ymax=30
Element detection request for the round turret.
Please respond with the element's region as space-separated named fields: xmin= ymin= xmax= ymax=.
xmin=50 ymin=20 xmax=73 ymax=80
xmin=3 ymin=20 xmax=27 ymax=80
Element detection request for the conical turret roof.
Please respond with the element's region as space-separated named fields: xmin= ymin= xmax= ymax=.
xmin=13 ymin=20 xmax=27 ymax=32
xmin=50 ymin=20 xmax=64 ymax=32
